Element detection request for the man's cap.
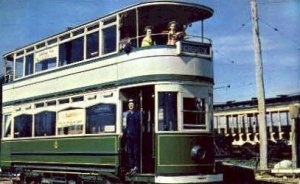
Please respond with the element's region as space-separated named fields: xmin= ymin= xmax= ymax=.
xmin=128 ymin=99 xmax=134 ymax=103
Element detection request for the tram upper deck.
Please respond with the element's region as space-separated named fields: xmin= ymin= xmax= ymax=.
xmin=2 ymin=1 xmax=214 ymax=105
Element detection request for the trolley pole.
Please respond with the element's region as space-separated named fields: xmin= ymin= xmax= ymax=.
xmin=250 ymin=0 xmax=268 ymax=171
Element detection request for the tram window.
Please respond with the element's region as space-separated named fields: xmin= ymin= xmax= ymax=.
xmin=183 ymin=98 xmax=206 ymax=129
xmin=3 ymin=114 xmax=12 ymax=138
xmin=14 ymin=114 xmax=32 ymax=138
xmin=46 ymin=100 xmax=57 ymax=106
xmin=86 ymin=104 xmax=116 ymax=134
xmin=72 ymin=28 xmax=84 ymax=36
xmin=158 ymin=92 xmax=177 ymax=131
xmin=59 ymin=98 xmax=70 ymax=104
xmin=57 ymin=108 xmax=84 ymax=135
xmin=102 ymin=25 xmax=116 ymax=54
xmin=36 ymin=42 xmax=46 ymax=49
xmin=16 ymin=51 xmax=24 ymax=56
xmin=26 ymin=47 xmax=34 ymax=53
xmin=15 ymin=57 xmax=24 ymax=79
xmin=59 ymin=37 xmax=84 ymax=66
xmin=103 ymin=17 xmax=116 ymax=25
xmin=35 ymin=111 xmax=56 ymax=136
xmin=72 ymin=96 xmax=84 ymax=102
xmin=87 ymin=24 xmax=99 ymax=31
xmin=47 ymin=38 xmax=57 ymax=45
xmin=86 ymin=32 xmax=99 ymax=59
xmin=35 ymin=103 xmax=45 ymax=108
xmin=35 ymin=58 xmax=56 ymax=72
xmin=25 ymin=54 xmax=34 ymax=76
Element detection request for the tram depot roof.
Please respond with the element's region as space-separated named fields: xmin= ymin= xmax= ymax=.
xmin=3 ymin=0 xmax=213 ymax=59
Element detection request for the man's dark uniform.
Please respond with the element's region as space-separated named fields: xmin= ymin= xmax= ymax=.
xmin=124 ymin=109 xmax=141 ymax=170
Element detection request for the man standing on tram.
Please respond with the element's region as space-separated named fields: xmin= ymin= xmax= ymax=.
xmin=122 ymin=99 xmax=141 ymax=175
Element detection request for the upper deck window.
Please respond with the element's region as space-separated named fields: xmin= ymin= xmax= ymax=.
xmin=35 ymin=58 xmax=56 ymax=72
xmin=102 ymin=25 xmax=116 ymax=54
xmin=26 ymin=47 xmax=34 ymax=53
xmin=72 ymin=28 xmax=84 ymax=36
xmin=60 ymin=33 xmax=71 ymax=41
xmin=25 ymin=54 xmax=34 ymax=76
xmin=47 ymin=38 xmax=57 ymax=45
xmin=87 ymin=23 xmax=99 ymax=31
xmin=86 ymin=103 xmax=116 ymax=134
xmin=183 ymin=98 xmax=206 ymax=129
xmin=15 ymin=57 xmax=24 ymax=79
xmin=16 ymin=51 xmax=24 ymax=56
xmin=59 ymin=37 xmax=84 ymax=66
xmin=14 ymin=114 xmax=32 ymax=138
xmin=103 ymin=17 xmax=116 ymax=26
xmin=36 ymin=42 xmax=46 ymax=49
xmin=35 ymin=46 xmax=58 ymax=72
xmin=86 ymin=32 xmax=99 ymax=59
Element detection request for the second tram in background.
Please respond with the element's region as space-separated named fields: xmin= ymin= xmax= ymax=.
xmin=0 ymin=1 xmax=222 ymax=183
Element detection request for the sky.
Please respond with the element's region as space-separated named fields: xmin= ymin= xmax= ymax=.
xmin=0 ymin=0 xmax=299 ymax=103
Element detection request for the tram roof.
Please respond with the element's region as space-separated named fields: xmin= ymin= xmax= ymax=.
xmin=3 ymin=0 xmax=213 ymax=59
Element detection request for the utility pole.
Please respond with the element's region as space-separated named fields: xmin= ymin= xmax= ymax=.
xmin=250 ymin=0 xmax=268 ymax=171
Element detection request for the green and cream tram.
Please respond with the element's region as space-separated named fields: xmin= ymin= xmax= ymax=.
xmin=1 ymin=1 xmax=223 ymax=183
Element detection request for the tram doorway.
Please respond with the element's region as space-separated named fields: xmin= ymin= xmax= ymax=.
xmin=120 ymin=85 xmax=155 ymax=173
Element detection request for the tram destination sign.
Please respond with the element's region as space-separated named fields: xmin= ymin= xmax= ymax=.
xmin=176 ymin=41 xmax=211 ymax=58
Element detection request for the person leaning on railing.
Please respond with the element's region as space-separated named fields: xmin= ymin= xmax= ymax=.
xmin=141 ymin=25 xmax=153 ymax=47
xmin=166 ymin=21 xmax=186 ymax=45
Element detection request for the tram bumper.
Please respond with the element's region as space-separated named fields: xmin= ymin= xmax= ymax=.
xmin=155 ymin=174 xmax=223 ymax=183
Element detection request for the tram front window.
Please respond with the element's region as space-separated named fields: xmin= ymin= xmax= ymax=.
xmin=86 ymin=104 xmax=116 ymax=134
xmin=158 ymin=92 xmax=177 ymax=131
xmin=183 ymin=98 xmax=206 ymax=129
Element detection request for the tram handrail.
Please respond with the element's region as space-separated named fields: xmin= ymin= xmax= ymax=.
xmin=120 ymin=32 xmax=212 ymax=49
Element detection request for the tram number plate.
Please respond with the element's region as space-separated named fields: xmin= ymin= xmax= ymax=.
xmin=177 ymin=41 xmax=211 ymax=57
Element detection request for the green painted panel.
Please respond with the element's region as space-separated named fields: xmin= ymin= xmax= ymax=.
xmin=156 ymin=133 xmax=215 ymax=174
xmin=0 ymin=142 xmax=11 ymax=167
xmin=1 ymin=135 xmax=120 ymax=168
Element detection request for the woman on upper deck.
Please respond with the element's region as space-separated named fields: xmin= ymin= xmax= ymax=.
xmin=167 ymin=21 xmax=186 ymax=45
xmin=141 ymin=26 xmax=153 ymax=47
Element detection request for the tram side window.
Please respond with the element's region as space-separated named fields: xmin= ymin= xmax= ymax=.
xmin=25 ymin=54 xmax=34 ymax=76
xmin=183 ymin=98 xmax=206 ymax=129
xmin=59 ymin=37 xmax=84 ymax=66
xmin=35 ymin=111 xmax=56 ymax=136
xmin=86 ymin=32 xmax=99 ymax=59
xmin=14 ymin=114 xmax=32 ymax=138
xmin=35 ymin=58 xmax=56 ymax=72
xmin=158 ymin=92 xmax=177 ymax=131
xmin=102 ymin=25 xmax=116 ymax=54
xmin=3 ymin=114 xmax=12 ymax=138
xmin=86 ymin=103 xmax=116 ymax=134
xmin=15 ymin=57 xmax=24 ymax=79
xmin=57 ymin=108 xmax=84 ymax=135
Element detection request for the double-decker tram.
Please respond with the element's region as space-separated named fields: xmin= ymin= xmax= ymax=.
xmin=1 ymin=1 xmax=223 ymax=183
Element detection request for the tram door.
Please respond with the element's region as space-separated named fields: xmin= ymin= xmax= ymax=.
xmin=120 ymin=85 xmax=155 ymax=173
